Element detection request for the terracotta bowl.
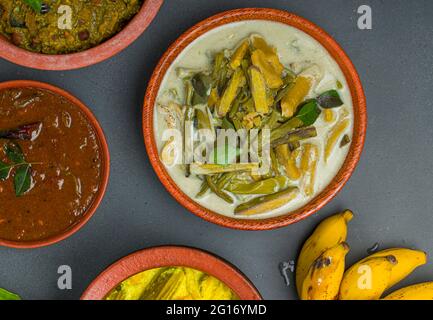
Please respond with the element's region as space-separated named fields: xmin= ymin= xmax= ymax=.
xmin=142 ymin=8 xmax=367 ymax=230
xmin=0 ymin=0 xmax=163 ymax=70
xmin=81 ymin=246 xmax=262 ymax=300
xmin=0 ymin=80 xmax=110 ymax=249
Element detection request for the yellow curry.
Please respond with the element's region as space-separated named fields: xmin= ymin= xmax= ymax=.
xmin=105 ymin=267 xmax=239 ymax=300
xmin=0 ymin=0 xmax=142 ymax=54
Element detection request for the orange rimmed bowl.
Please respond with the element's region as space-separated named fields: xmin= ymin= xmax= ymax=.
xmin=0 ymin=80 xmax=110 ymax=249
xmin=0 ymin=0 xmax=163 ymax=70
xmin=81 ymin=246 xmax=262 ymax=300
xmin=142 ymin=8 xmax=367 ymax=230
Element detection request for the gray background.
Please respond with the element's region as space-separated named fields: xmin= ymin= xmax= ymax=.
xmin=0 ymin=0 xmax=432 ymax=300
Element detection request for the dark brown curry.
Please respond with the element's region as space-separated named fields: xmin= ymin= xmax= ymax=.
xmin=0 ymin=87 xmax=102 ymax=242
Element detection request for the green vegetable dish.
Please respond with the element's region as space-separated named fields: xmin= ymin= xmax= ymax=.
xmin=156 ymin=22 xmax=354 ymax=218
xmin=0 ymin=0 xmax=142 ymax=54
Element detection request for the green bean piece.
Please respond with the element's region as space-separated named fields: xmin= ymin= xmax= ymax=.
xmin=270 ymin=148 xmax=280 ymax=175
xmin=184 ymin=82 xmax=195 ymax=177
xmin=232 ymin=118 xmax=243 ymax=131
xmin=226 ymin=176 xmax=290 ymax=195
xmin=205 ymin=176 xmax=234 ymax=204
xmin=234 ymin=187 xmax=299 ymax=216
xmin=244 ymin=97 xmax=255 ymax=113
xmin=212 ymin=51 xmax=231 ymax=95
xmin=284 ymin=68 xmax=297 ymax=81
xmin=190 ymin=163 xmax=259 ymax=175
xmin=228 ymin=96 xmax=242 ymax=119
xmin=270 ymin=117 xmax=304 ymax=142
xmin=195 ymin=107 xmax=212 ymax=131
xmin=288 ymin=141 xmax=301 ymax=151
xmin=184 ymin=108 xmax=195 ymax=178
xmin=271 ymin=127 xmax=317 ymax=147
xmin=216 ymin=172 xmax=236 ymax=189
xmin=273 ymin=74 xmax=296 ymax=106
xmin=221 ymin=116 xmax=235 ymax=130
xmin=274 ymin=85 xmax=291 ymax=106
xmin=196 ymin=180 xmax=210 ymax=198
xmin=212 ymin=52 xmax=226 ymax=83
xmin=241 ymin=58 xmax=252 ymax=87
xmin=262 ymin=109 xmax=281 ymax=129
xmin=184 ymin=80 xmax=194 ymax=106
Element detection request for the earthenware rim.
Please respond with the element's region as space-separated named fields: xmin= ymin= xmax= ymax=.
xmin=81 ymin=246 xmax=262 ymax=300
xmin=0 ymin=0 xmax=164 ymax=70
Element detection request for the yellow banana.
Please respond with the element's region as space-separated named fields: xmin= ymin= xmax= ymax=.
xmin=339 ymin=255 xmax=397 ymax=300
xmin=384 ymin=282 xmax=433 ymax=300
xmin=296 ymin=210 xmax=353 ymax=296
xmin=301 ymin=242 xmax=350 ymax=300
xmin=363 ymin=248 xmax=427 ymax=289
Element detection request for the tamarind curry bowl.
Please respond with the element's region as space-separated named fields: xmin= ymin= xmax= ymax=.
xmin=0 ymin=0 xmax=163 ymax=70
xmin=0 ymin=80 xmax=110 ymax=248
xmin=81 ymin=246 xmax=262 ymax=300
xmin=143 ymin=8 xmax=367 ymax=230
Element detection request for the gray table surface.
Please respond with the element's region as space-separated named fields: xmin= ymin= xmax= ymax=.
xmin=1 ymin=0 xmax=432 ymax=300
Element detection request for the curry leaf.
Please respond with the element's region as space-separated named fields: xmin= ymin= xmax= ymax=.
xmin=0 ymin=161 xmax=12 ymax=180
xmin=295 ymin=100 xmax=321 ymax=126
xmin=317 ymin=90 xmax=344 ymax=109
xmin=14 ymin=164 xmax=32 ymax=197
xmin=5 ymin=142 xmax=25 ymax=164
xmin=23 ymin=0 xmax=43 ymax=12
xmin=0 ymin=288 xmax=21 ymax=300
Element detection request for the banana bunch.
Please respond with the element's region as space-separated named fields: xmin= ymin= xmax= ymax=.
xmin=296 ymin=210 xmax=430 ymax=300
xmin=296 ymin=210 xmax=353 ymax=299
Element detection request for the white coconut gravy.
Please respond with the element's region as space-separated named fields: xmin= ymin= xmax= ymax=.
xmin=154 ymin=20 xmax=354 ymax=219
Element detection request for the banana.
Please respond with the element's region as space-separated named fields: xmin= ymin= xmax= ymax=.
xmin=363 ymin=248 xmax=427 ymax=289
xmin=301 ymin=242 xmax=350 ymax=300
xmin=384 ymin=282 xmax=433 ymax=300
xmin=339 ymin=255 xmax=397 ymax=300
xmin=296 ymin=210 xmax=353 ymax=296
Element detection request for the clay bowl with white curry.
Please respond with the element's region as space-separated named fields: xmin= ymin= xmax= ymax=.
xmin=143 ymin=8 xmax=367 ymax=230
